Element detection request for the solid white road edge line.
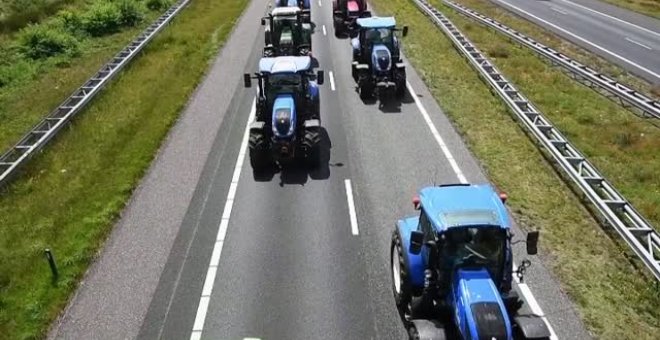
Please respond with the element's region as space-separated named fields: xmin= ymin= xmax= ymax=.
xmin=625 ymin=37 xmax=653 ymax=50
xmin=406 ymin=81 xmax=467 ymax=184
xmin=344 ymin=179 xmax=360 ymax=235
xmin=494 ymin=0 xmax=660 ymax=80
xmin=560 ymin=0 xmax=660 ymax=38
xmin=407 ymin=80 xmax=556 ymax=337
xmin=189 ymin=98 xmax=256 ymax=340
xmin=513 ymin=264 xmax=559 ymax=340
xmin=323 ymin=24 xmax=327 ymax=36
xmin=329 ymin=71 xmax=336 ymax=91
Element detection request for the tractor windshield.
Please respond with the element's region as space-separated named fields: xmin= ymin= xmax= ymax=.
xmin=441 ymin=226 xmax=506 ymax=279
xmin=364 ymin=27 xmax=393 ymax=49
xmin=273 ymin=17 xmax=301 ymax=46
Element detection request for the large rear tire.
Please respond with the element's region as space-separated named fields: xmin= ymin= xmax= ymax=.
xmin=359 ymin=81 xmax=373 ymax=100
xmin=302 ymin=128 xmax=321 ymax=167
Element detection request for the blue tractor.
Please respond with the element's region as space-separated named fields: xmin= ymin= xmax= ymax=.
xmin=351 ymin=17 xmax=408 ymax=100
xmin=391 ymin=183 xmax=552 ymax=340
xmin=243 ymin=56 xmax=324 ymax=169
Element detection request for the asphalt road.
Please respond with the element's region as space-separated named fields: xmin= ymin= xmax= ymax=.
xmin=49 ymin=0 xmax=593 ymax=339
xmin=489 ymin=0 xmax=660 ymax=84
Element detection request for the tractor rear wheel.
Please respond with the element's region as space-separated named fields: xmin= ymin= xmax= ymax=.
xmin=391 ymin=230 xmax=412 ymax=310
xmin=359 ymin=82 xmax=373 ymax=100
xmin=302 ymin=128 xmax=321 ymax=167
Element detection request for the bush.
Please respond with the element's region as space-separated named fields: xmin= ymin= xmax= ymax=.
xmin=116 ymin=0 xmax=145 ymax=26
xmin=57 ymin=9 xmax=84 ymax=34
xmin=82 ymin=2 xmax=122 ymax=36
xmin=146 ymin=0 xmax=173 ymax=11
xmin=17 ymin=24 xmax=79 ymax=59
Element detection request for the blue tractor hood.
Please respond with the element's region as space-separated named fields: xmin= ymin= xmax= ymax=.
xmin=272 ymin=95 xmax=296 ymax=138
xmin=454 ymin=268 xmax=512 ymax=340
xmin=371 ymin=44 xmax=392 ymax=73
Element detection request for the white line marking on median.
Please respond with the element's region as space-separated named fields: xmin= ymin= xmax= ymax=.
xmin=625 ymin=37 xmax=653 ymax=50
xmin=406 ymin=81 xmax=467 ymax=184
xmin=344 ymin=179 xmax=359 ymax=235
xmin=329 ymin=71 xmax=336 ymax=91
xmin=189 ymin=98 xmax=256 ymax=340
xmin=560 ymin=0 xmax=660 ymax=38
xmin=323 ymin=24 xmax=327 ymax=36
xmin=494 ymin=0 xmax=660 ymax=80
xmin=550 ymin=6 xmax=568 ymax=15
xmin=513 ymin=264 xmax=559 ymax=340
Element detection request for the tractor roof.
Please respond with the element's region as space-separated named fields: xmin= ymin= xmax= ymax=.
xmin=419 ymin=184 xmax=510 ymax=233
xmin=357 ymin=16 xmax=396 ymax=29
xmin=271 ymin=6 xmax=300 ymax=16
xmin=259 ymin=56 xmax=312 ymax=74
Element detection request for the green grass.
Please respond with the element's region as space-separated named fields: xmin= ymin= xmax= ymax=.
xmin=598 ymin=0 xmax=660 ymax=19
xmin=0 ymin=0 xmax=248 ymax=338
xmin=450 ymin=0 xmax=660 ymax=239
xmin=369 ymin=0 xmax=660 ymax=339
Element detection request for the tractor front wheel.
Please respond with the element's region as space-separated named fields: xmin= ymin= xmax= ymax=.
xmin=391 ymin=230 xmax=412 ymax=310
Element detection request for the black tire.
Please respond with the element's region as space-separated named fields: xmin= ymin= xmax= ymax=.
xmin=359 ymin=82 xmax=373 ymax=100
xmin=248 ymin=131 xmax=271 ymax=169
xmin=391 ymin=229 xmax=412 ymax=309
xmin=396 ymin=69 xmax=406 ymax=98
xmin=302 ymin=128 xmax=321 ymax=167
xmin=408 ymin=326 xmax=420 ymax=340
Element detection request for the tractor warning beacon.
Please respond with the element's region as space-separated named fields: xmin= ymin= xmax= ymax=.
xmin=391 ymin=183 xmax=552 ymax=340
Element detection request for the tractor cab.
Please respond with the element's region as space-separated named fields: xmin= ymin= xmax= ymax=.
xmin=412 ymin=184 xmax=513 ymax=292
xmin=262 ymin=7 xmax=312 ymax=57
xmin=352 ymin=17 xmax=407 ymax=63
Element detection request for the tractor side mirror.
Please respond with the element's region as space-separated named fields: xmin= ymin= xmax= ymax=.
xmin=317 ymin=70 xmax=324 ymax=85
xmin=261 ymin=18 xmax=265 ymax=26
xmin=409 ymin=230 xmax=424 ymax=255
xmin=402 ymin=26 xmax=408 ymax=37
xmin=526 ymin=231 xmax=539 ymax=255
xmin=243 ymin=73 xmax=252 ymax=88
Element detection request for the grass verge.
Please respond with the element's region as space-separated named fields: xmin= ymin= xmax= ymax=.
xmin=448 ymin=0 xmax=660 ymax=234
xmin=597 ymin=0 xmax=660 ymax=19
xmin=0 ymin=0 xmax=248 ymax=338
xmin=370 ymin=0 xmax=660 ymax=338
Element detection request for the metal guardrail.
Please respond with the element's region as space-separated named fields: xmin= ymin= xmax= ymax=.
xmin=0 ymin=0 xmax=191 ymax=188
xmin=411 ymin=0 xmax=660 ymax=280
xmin=443 ymin=0 xmax=660 ymax=123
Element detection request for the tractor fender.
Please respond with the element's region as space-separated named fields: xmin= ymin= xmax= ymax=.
xmin=395 ymin=62 xmax=406 ymax=70
xmin=249 ymin=121 xmax=265 ymax=131
xmin=351 ymin=37 xmax=360 ymax=52
xmin=409 ymin=319 xmax=447 ymax=340
xmin=396 ymin=218 xmax=425 ymax=289
xmin=513 ymin=315 xmax=551 ymax=340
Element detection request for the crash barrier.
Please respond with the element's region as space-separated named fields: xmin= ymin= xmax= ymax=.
xmin=444 ymin=0 xmax=660 ymax=124
xmin=0 ymin=0 xmax=192 ymax=188
xmin=411 ymin=0 xmax=660 ymax=280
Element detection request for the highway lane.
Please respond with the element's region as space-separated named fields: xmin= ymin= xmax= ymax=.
xmin=488 ymin=0 xmax=660 ymax=84
xmin=133 ymin=1 xmax=593 ymax=339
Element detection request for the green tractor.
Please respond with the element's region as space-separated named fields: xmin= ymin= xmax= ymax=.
xmin=262 ymin=6 xmax=313 ymax=57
